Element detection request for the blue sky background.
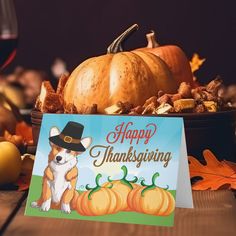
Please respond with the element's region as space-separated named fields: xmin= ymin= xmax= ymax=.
xmin=32 ymin=114 xmax=183 ymax=190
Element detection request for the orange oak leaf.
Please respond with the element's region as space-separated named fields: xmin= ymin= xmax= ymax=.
xmin=188 ymin=149 xmax=236 ymax=190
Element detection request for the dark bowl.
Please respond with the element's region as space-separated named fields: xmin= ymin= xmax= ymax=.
xmin=31 ymin=109 xmax=236 ymax=161
xmin=31 ymin=109 xmax=43 ymax=146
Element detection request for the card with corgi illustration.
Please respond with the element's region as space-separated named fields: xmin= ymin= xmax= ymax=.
xmin=25 ymin=114 xmax=193 ymax=226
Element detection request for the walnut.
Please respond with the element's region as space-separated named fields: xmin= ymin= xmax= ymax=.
xmin=157 ymin=94 xmax=171 ymax=104
xmin=191 ymin=87 xmax=207 ymax=101
xmin=142 ymin=102 xmax=157 ymax=115
xmin=157 ymin=90 xmax=165 ymax=98
xmin=143 ymin=96 xmax=158 ymax=108
xmin=194 ymin=104 xmax=206 ymax=113
xmin=82 ymin=104 xmax=97 ymax=114
xmin=206 ymin=76 xmax=223 ymax=95
xmin=178 ymin=82 xmax=192 ymax=98
xmin=202 ymin=91 xmax=217 ymax=101
xmin=129 ymin=105 xmax=144 ymax=115
xmin=170 ymin=93 xmax=182 ymax=103
xmin=121 ymin=102 xmax=134 ymax=114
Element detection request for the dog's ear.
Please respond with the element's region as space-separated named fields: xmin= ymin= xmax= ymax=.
xmin=81 ymin=137 xmax=92 ymax=149
xmin=50 ymin=126 xmax=60 ymax=137
xmin=49 ymin=126 xmax=60 ymax=146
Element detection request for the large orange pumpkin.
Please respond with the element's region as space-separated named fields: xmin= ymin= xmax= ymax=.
xmin=127 ymin=173 xmax=175 ymax=216
xmin=63 ymin=24 xmax=178 ymax=113
xmin=102 ymin=165 xmax=138 ymax=211
xmin=137 ymin=31 xmax=194 ymax=86
xmin=76 ymin=174 xmax=122 ymax=216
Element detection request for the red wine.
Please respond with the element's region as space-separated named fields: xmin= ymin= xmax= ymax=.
xmin=0 ymin=36 xmax=17 ymax=69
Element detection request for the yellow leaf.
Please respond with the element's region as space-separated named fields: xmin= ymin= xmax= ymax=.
xmin=190 ymin=53 xmax=206 ymax=73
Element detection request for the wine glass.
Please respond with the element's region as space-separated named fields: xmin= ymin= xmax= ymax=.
xmin=0 ymin=0 xmax=18 ymax=70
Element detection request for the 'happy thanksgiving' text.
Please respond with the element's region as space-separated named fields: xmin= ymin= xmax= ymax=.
xmin=89 ymin=121 xmax=172 ymax=168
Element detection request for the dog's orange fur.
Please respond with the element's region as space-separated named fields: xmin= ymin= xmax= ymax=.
xmin=35 ymin=145 xmax=79 ymax=210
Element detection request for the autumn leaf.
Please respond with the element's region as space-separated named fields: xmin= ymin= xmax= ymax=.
xmin=15 ymin=121 xmax=33 ymax=143
xmin=190 ymin=53 xmax=206 ymax=73
xmin=188 ymin=149 xmax=236 ymax=190
xmin=16 ymin=173 xmax=32 ymax=191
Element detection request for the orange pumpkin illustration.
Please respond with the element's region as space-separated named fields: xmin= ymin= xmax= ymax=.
xmin=102 ymin=165 xmax=138 ymax=211
xmin=76 ymin=174 xmax=122 ymax=216
xmin=127 ymin=173 xmax=175 ymax=216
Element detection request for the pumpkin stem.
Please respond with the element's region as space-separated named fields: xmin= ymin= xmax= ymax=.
xmin=163 ymin=185 xmax=169 ymax=190
xmin=95 ymin=173 xmax=102 ymax=187
xmin=141 ymin=172 xmax=160 ymax=197
xmin=107 ymin=165 xmax=137 ymax=189
xmin=141 ymin=185 xmax=156 ymax=197
xmin=129 ymin=176 xmax=138 ymax=183
xmin=108 ymin=176 xmax=113 ymax=182
xmin=146 ymin=30 xmax=159 ymax=48
xmin=107 ymin=183 xmax=113 ymax=189
xmin=151 ymin=172 xmax=160 ymax=185
xmin=121 ymin=165 xmax=128 ymax=178
xmin=87 ymin=173 xmax=102 ymax=200
xmin=85 ymin=184 xmax=93 ymax=190
xmin=121 ymin=165 xmax=138 ymax=184
xmin=107 ymin=24 xmax=139 ymax=54
xmin=140 ymin=178 xmax=148 ymax=187
xmin=120 ymin=165 xmax=137 ymax=189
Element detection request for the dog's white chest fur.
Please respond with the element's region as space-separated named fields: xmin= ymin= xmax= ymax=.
xmin=49 ymin=159 xmax=77 ymax=203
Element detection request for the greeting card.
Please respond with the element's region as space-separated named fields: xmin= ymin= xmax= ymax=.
xmin=25 ymin=114 xmax=193 ymax=226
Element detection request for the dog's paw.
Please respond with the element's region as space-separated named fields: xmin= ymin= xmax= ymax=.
xmin=40 ymin=198 xmax=51 ymax=212
xmin=31 ymin=201 xmax=39 ymax=208
xmin=61 ymin=203 xmax=71 ymax=214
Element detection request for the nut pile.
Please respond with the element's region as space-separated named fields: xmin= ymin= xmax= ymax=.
xmin=35 ymin=74 xmax=98 ymax=114
xmin=105 ymin=77 xmax=232 ymax=115
xmin=35 ymin=75 xmax=234 ymax=115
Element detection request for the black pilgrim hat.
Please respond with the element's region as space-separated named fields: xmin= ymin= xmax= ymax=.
xmin=49 ymin=121 xmax=87 ymax=152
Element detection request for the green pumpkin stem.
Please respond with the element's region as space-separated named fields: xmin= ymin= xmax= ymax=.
xmin=107 ymin=165 xmax=137 ymax=189
xmin=87 ymin=173 xmax=102 ymax=200
xmin=151 ymin=172 xmax=160 ymax=185
xmin=107 ymin=176 xmax=113 ymax=182
xmin=107 ymin=24 xmax=139 ymax=54
xmin=121 ymin=165 xmax=128 ymax=179
xmin=129 ymin=176 xmax=138 ymax=183
xmin=163 ymin=185 xmax=169 ymax=190
xmin=140 ymin=179 xmax=148 ymax=186
xmin=146 ymin=30 xmax=159 ymax=48
xmin=141 ymin=172 xmax=160 ymax=197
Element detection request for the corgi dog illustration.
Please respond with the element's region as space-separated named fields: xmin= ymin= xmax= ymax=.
xmin=31 ymin=121 xmax=92 ymax=213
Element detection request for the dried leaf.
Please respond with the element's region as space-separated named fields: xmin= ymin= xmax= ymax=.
xmin=16 ymin=173 xmax=32 ymax=191
xmin=15 ymin=121 xmax=33 ymax=143
xmin=189 ymin=149 xmax=236 ymax=190
xmin=190 ymin=53 xmax=206 ymax=73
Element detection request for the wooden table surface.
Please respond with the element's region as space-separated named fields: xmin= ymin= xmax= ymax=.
xmin=0 ymin=190 xmax=235 ymax=236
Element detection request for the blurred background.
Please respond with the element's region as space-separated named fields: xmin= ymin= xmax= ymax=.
xmin=0 ymin=0 xmax=235 ymax=113
xmin=5 ymin=0 xmax=236 ymax=84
